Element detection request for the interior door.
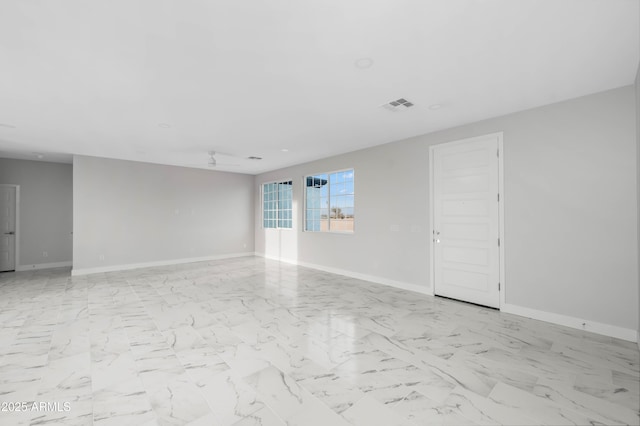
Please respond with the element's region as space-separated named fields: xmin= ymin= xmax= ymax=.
xmin=0 ymin=186 xmax=16 ymax=272
xmin=432 ymin=134 xmax=501 ymax=308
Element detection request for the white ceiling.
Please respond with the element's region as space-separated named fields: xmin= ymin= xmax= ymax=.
xmin=0 ymin=0 xmax=638 ymax=174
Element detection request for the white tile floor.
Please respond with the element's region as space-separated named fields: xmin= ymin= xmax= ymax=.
xmin=0 ymin=256 xmax=638 ymax=425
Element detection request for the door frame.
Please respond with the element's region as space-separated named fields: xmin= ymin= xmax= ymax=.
xmin=0 ymin=184 xmax=20 ymax=271
xmin=428 ymin=132 xmax=505 ymax=308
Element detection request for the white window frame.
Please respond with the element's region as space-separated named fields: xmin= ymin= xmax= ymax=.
xmin=262 ymin=179 xmax=293 ymax=230
xmin=303 ymin=168 xmax=355 ymax=234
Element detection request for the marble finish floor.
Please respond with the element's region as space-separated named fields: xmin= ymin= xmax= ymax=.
xmin=0 ymin=256 xmax=638 ymax=426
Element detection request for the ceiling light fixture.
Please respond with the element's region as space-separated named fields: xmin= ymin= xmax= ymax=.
xmin=429 ymin=104 xmax=442 ymax=110
xmin=354 ymin=57 xmax=374 ymax=69
xmin=158 ymin=123 xmax=171 ymax=128
xmin=33 ymin=152 xmax=44 ymax=159
xmin=281 ymin=149 xmax=289 ymax=152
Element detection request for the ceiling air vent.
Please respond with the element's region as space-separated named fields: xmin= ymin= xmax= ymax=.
xmin=381 ymin=98 xmax=414 ymax=112
xmin=247 ymin=156 xmax=262 ymax=160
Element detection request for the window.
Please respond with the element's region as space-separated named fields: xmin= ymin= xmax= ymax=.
xmin=262 ymin=181 xmax=293 ymax=229
xmin=305 ymin=169 xmax=354 ymax=232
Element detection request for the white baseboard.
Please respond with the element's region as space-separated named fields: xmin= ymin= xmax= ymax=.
xmin=257 ymin=253 xmax=638 ymax=343
xmin=16 ymin=261 xmax=72 ymax=271
xmin=256 ymin=252 xmax=432 ymax=296
xmin=502 ymin=303 xmax=637 ymax=342
xmin=71 ymin=252 xmax=255 ymax=276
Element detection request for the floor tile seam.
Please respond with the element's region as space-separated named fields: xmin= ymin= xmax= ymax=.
xmin=486 ymin=383 xmax=623 ymax=426
xmin=244 ymin=405 xmax=288 ymax=426
xmin=406 ymin=339 xmax=554 ymax=387
xmin=418 ymin=391 xmax=497 ymax=426
xmin=534 ymin=383 xmax=640 ymax=424
xmin=91 ymin=401 xmax=159 ymax=425
xmin=121 ymin=277 xmax=223 ymax=423
xmin=548 ymin=347 xmax=640 ymax=377
xmin=246 ymin=368 xmax=331 ymax=425
xmin=88 ymin=282 xmax=128 ymax=421
xmin=35 ymin=279 xmax=70 ymax=369
xmin=87 ymin=283 xmax=150 ymax=412
xmin=156 ymin=300 xmax=265 ymax=424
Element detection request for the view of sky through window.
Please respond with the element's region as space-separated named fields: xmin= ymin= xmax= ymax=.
xmin=305 ymin=169 xmax=354 ymax=232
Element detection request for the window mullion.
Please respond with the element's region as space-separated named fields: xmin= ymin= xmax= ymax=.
xmin=327 ymin=177 xmax=331 ymax=232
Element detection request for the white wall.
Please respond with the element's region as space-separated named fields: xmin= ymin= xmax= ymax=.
xmin=256 ymin=140 xmax=430 ymax=292
xmin=73 ymin=155 xmax=254 ymax=273
xmin=0 ymin=158 xmax=73 ymax=269
xmin=256 ymin=85 xmax=638 ymax=333
xmin=636 ymin=63 xmax=640 ymax=344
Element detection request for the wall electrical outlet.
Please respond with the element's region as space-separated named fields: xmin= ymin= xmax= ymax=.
xmin=99 ymin=254 xmax=105 ymax=261
xmin=43 ymin=251 xmax=48 ymax=257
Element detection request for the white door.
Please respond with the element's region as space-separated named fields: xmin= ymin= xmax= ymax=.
xmin=432 ymin=134 xmax=501 ymax=308
xmin=0 ymin=186 xmax=17 ymax=272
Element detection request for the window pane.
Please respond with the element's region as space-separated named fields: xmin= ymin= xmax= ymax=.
xmin=305 ymin=171 xmax=352 ymax=233
xmin=339 ymin=196 xmax=349 ymax=209
xmin=262 ymin=183 xmax=269 ymax=227
xmin=264 ymin=181 xmax=293 ymax=229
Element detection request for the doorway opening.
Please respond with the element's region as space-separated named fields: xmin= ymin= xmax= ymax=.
xmin=0 ymin=184 xmax=19 ymax=272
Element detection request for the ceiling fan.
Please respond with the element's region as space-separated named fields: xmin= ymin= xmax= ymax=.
xmin=207 ymin=150 xmax=240 ymax=168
